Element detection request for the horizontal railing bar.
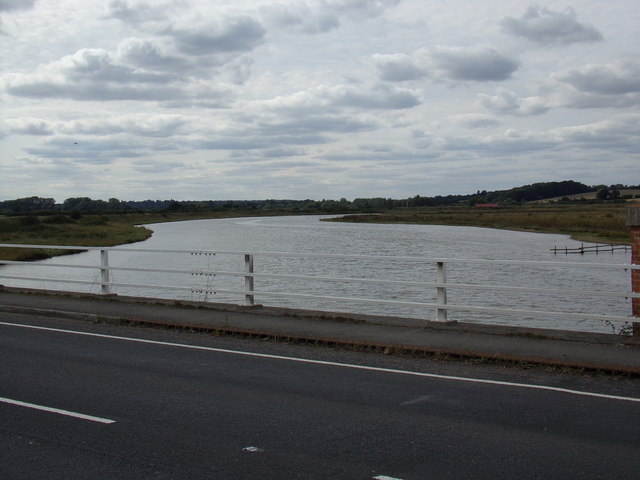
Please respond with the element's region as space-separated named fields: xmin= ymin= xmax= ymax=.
xmin=436 ymin=282 xmax=639 ymax=298
xmin=216 ymin=288 xmax=634 ymax=323
xmin=3 ymin=269 xmax=638 ymax=299
xmin=2 ymin=268 xmax=638 ymax=299
xmin=0 ymin=274 xmax=632 ymax=323
xmin=248 ymin=273 xmax=637 ymax=297
xmin=0 ymin=260 xmax=99 ymax=270
xmin=0 ymin=275 xmax=100 ymax=286
xmin=1 ymin=243 xmax=635 ymax=270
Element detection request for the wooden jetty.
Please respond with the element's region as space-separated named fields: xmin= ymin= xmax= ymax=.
xmin=551 ymin=243 xmax=631 ymax=255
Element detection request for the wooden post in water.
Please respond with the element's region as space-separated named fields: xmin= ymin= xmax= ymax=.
xmin=626 ymin=207 xmax=640 ymax=336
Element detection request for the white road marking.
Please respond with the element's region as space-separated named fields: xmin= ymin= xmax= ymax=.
xmin=0 ymin=396 xmax=115 ymax=424
xmin=401 ymin=395 xmax=436 ymax=406
xmin=374 ymin=475 xmax=405 ymax=480
xmin=1 ymin=320 xmax=639 ymax=404
xmin=242 ymin=446 xmax=264 ymax=453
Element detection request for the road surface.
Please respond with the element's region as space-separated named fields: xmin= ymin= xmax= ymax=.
xmin=1 ymin=312 xmax=639 ymax=479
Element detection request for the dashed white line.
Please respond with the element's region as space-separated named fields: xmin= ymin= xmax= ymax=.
xmin=1 ymin=320 xmax=639 ymax=404
xmin=374 ymin=475 xmax=405 ymax=480
xmin=0 ymin=396 xmax=115 ymax=424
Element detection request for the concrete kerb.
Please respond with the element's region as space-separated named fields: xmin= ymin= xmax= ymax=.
xmin=1 ymin=286 xmax=639 ymax=375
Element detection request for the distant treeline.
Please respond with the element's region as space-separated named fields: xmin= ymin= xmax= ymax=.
xmin=1 ymin=181 xmax=638 ymax=215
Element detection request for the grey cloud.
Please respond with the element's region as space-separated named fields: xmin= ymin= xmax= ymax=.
xmin=0 ymin=0 xmax=36 ymax=11
xmin=268 ymin=134 xmax=331 ymax=145
xmin=169 ymin=16 xmax=266 ymax=55
xmin=263 ymin=0 xmax=400 ymax=34
xmin=26 ymin=135 xmax=181 ymax=162
xmin=7 ymin=77 xmax=183 ymax=101
xmin=433 ymin=47 xmax=518 ymax=82
xmin=26 ymin=142 xmax=142 ymax=162
xmin=192 ymin=138 xmax=270 ymax=151
xmin=130 ymin=162 xmax=188 ymax=175
xmin=117 ymin=35 xmax=255 ymax=84
xmin=451 ymin=114 xmax=500 ymax=129
xmin=3 ymin=48 xmax=231 ymax=103
xmin=500 ymin=6 xmax=603 ymax=46
xmin=478 ymin=88 xmax=550 ymax=116
xmin=105 ymin=0 xmax=171 ymax=24
xmin=442 ymin=130 xmax=557 ymax=155
xmin=265 ymin=3 xmax=339 ymax=34
xmin=261 ymin=147 xmax=304 ymax=158
xmin=441 ymin=115 xmax=640 ymax=158
xmin=374 ymin=54 xmax=426 ymax=82
xmin=558 ymin=62 xmax=640 ymax=95
xmin=5 ymin=118 xmax=54 ymax=135
xmin=191 ymin=114 xmax=374 ymax=152
xmin=219 ymin=56 xmax=254 ymax=85
xmin=260 ymin=114 xmax=377 ymax=136
xmin=337 ymin=84 xmax=421 ymax=109
xmin=555 ymin=115 xmax=640 ymax=151
xmin=318 ymin=149 xmax=436 ymax=165
xmin=562 ymin=91 xmax=640 ymax=109
xmin=334 ymin=0 xmax=401 ymax=19
xmin=117 ymin=37 xmax=190 ymax=72
xmin=257 ymin=83 xmax=420 ymax=115
xmin=64 ymin=115 xmax=189 ymax=138
xmin=61 ymin=49 xmax=175 ymax=84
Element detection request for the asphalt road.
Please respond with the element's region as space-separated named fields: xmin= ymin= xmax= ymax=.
xmin=1 ymin=312 xmax=640 ymax=480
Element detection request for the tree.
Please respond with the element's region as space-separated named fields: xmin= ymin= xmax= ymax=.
xmin=610 ymin=186 xmax=620 ymax=199
xmin=0 ymin=196 xmax=55 ymax=213
xmin=596 ymin=188 xmax=610 ymax=200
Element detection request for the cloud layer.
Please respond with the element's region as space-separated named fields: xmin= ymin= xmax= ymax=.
xmin=1 ymin=1 xmax=638 ymax=201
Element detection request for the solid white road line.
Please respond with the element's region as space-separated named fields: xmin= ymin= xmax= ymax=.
xmin=0 ymin=396 xmax=115 ymax=424
xmin=1 ymin=320 xmax=639 ymax=404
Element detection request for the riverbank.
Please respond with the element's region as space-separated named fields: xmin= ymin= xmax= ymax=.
xmin=1 ymin=203 xmax=634 ymax=261
xmin=0 ymin=210 xmax=266 ymax=261
xmin=328 ymin=203 xmax=633 ymax=245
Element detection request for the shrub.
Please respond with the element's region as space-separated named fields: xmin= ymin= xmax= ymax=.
xmin=43 ymin=215 xmax=75 ymax=224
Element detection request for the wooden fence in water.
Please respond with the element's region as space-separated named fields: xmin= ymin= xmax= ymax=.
xmin=551 ymin=243 xmax=631 ymax=255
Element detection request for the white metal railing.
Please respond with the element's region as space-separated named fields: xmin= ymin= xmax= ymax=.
xmin=0 ymin=243 xmax=638 ymax=330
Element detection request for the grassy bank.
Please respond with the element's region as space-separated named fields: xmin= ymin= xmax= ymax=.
xmin=328 ymin=203 xmax=634 ymax=245
xmin=0 ymin=210 xmax=265 ymax=261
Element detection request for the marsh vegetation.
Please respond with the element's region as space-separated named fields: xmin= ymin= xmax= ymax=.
xmin=329 ymin=203 xmax=632 ymax=245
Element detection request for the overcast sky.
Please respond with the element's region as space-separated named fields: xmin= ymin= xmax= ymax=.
xmin=1 ymin=0 xmax=639 ymax=201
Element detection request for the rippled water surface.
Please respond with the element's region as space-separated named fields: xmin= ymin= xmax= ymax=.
xmin=2 ymin=215 xmax=633 ymax=333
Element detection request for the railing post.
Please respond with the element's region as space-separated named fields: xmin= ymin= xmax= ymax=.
xmin=626 ymin=207 xmax=640 ymax=335
xmin=436 ymin=261 xmax=448 ymax=322
xmin=100 ymin=248 xmax=111 ymax=295
xmin=244 ymin=254 xmax=255 ymax=305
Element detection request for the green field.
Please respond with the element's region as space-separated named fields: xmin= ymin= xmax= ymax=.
xmin=329 ymin=203 xmax=634 ymax=245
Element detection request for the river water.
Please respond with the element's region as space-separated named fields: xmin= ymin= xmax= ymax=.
xmin=1 ymin=215 xmax=633 ymax=333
